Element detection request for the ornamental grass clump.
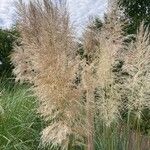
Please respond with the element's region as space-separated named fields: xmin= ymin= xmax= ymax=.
xmin=11 ymin=0 xmax=85 ymax=149
xmin=11 ymin=0 xmax=150 ymax=149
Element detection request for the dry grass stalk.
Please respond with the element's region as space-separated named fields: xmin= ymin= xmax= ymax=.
xmin=94 ymin=1 xmax=125 ymax=126
xmin=12 ymin=0 xmax=85 ymax=149
xmin=82 ymin=18 xmax=101 ymax=150
xmin=83 ymin=3 xmax=123 ymax=130
xmin=123 ymin=23 xmax=150 ymax=118
xmin=81 ymin=61 xmax=97 ymax=150
xmin=81 ymin=2 xmax=125 ymax=149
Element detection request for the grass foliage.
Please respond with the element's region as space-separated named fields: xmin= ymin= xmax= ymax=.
xmin=0 ymin=80 xmax=44 ymax=150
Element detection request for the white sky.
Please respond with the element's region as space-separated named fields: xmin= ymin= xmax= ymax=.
xmin=0 ymin=0 xmax=107 ymax=34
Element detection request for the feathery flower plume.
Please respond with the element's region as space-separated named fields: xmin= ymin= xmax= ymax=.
xmin=12 ymin=0 xmax=84 ymax=148
xmin=123 ymin=23 xmax=150 ymax=118
xmin=81 ymin=2 xmax=124 ymax=149
xmin=95 ymin=0 xmax=124 ymax=127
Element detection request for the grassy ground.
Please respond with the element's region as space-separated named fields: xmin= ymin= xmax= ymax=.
xmin=0 ymin=80 xmax=44 ymax=150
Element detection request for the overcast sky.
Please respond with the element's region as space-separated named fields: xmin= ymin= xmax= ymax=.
xmin=0 ymin=0 xmax=107 ymax=33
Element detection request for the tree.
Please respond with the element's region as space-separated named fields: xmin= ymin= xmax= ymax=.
xmin=119 ymin=0 xmax=150 ymax=34
xmin=0 ymin=27 xmax=19 ymax=77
